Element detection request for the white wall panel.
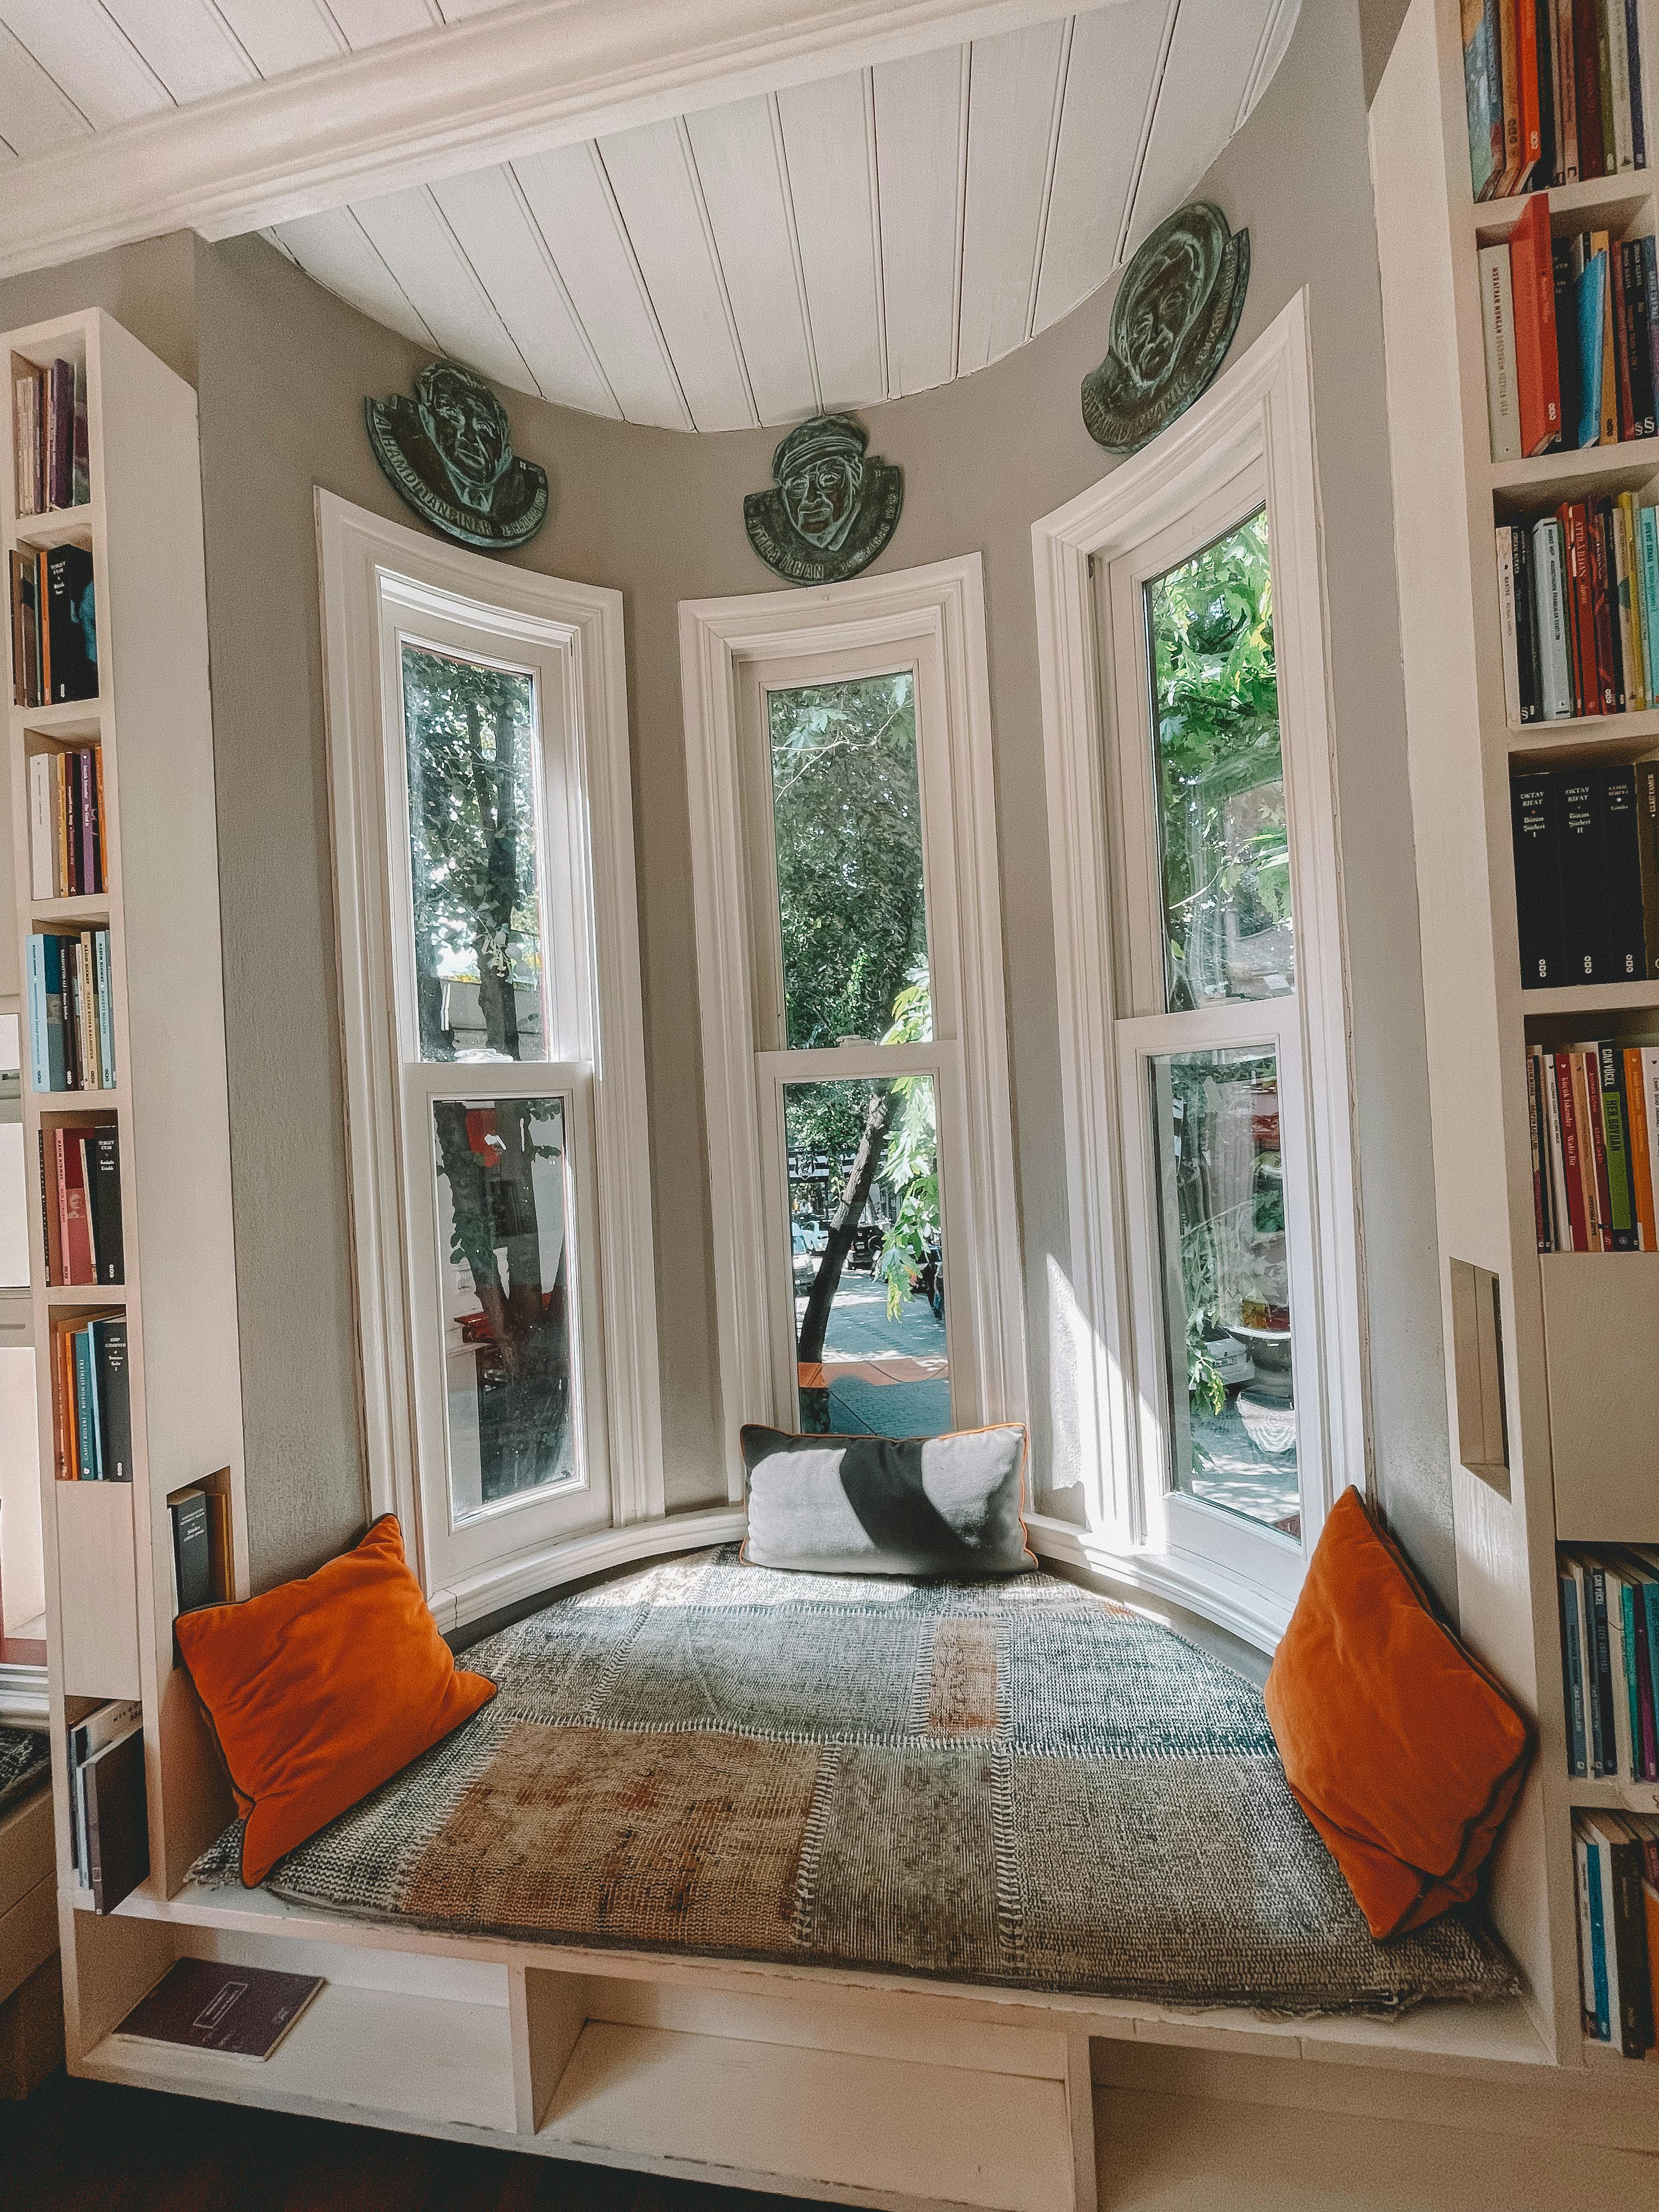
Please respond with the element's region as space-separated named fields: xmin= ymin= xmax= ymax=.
xmin=326 ymin=0 xmax=438 ymax=49
xmin=956 ymin=18 xmax=1067 ymax=375
xmin=598 ymin=119 xmax=756 ymax=432
xmin=686 ymin=95 xmax=818 ymax=427
xmin=430 ymin=164 xmax=620 ymax=417
xmin=100 ymin=0 xmax=256 ymax=103
xmin=212 ymin=0 xmax=345 ymax=77
xmin=352 ymin=184 xmax=533 ymax=392
xmin=1125 ymin=0 xmax=1278 ymax=256
xmin=0 ymin=23 xmax=93 ymax=155
xmin=775 ymin=71 xmax=884 ymax=414
xmin=873 ymin=44 xmax=967 ymax=397
xmin=0 ymin=1 xmax=167 ymax=130
xmin=1032 ymin=0 xmax=1171 ymax=332
xmin=514 ymin=141 xmax=691 ymax=428
xmin=275 ymin=206 xmax=436 ymax=349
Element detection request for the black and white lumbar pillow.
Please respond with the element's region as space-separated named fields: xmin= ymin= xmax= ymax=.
xmin=740 ymin=1424 xmax=1034 ymax=1577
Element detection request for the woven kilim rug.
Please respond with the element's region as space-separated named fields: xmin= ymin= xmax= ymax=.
xmin=0 ymin=1724 xmax=49 ymax=1819
xmin=189 ymin=1548 xmax=1519 ymax=2018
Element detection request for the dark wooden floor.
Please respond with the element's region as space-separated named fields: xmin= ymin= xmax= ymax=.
xmin=0 ymin=2071 xmax=815 ymax=2211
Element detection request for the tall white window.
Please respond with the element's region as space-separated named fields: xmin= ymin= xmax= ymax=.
xmin=319 ymin=495 xmax=662 ymax=1629
xmin=681 ymin=558 xmax=1025 ymax=1493
xmin=1034 ymin=296 xmax=1364 ymax=1646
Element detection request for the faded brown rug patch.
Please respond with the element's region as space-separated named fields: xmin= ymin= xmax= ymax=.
xmin=403 ymin=1721 xmax=820 ymax=1951
xmin=920 ymin=1618 xmax=1001 ymax=1734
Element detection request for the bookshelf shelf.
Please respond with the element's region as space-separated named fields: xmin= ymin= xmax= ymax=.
xmin=1468 ymin=171 xmax=1654 ymax=242
xmin=1503 ymin=704 xmax=1659 ymax=753
xmin=1489 ymin=439 xmax=1659 ymax=511
xmin=5 ymin=307 xmax=249 ymax=2061
xmin=1520 ymin=979 xmax=1659 ymax=1014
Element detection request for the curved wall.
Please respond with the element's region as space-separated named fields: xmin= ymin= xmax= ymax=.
xmin=0 ymin=0 xmax=1459 ymax=1615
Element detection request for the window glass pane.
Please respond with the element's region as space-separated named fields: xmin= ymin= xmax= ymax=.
xmin=1148 ymin=1047 xmax=1299 ymax=1542
xmin=768 ymin=672 xmax=930 ymax=1048
xmin=1144 ymin=510 xmax=1292 ymax=1012
xmin=432 ymin=1096 xmax=575 ymax=1519
xmin=403 ymin=643 xmax=545 ymax=1062
xmin=785 ymin=1075 xmax=949 ymax=1437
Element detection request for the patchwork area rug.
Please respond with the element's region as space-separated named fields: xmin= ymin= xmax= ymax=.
xmin=0 ymin=1724 xmax=49 ymax=1818
xmin=190 ymin=1548 xmax=1519 ymax=2018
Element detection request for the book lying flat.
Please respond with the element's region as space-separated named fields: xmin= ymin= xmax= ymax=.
xmin=114 ymin=1957 xmax=324 ymax=2061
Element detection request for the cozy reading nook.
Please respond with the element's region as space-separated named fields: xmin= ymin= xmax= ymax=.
xmin=2 ymin=2 xmax=1659 ymax=2208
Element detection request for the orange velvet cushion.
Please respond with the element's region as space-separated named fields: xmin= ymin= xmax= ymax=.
xmin=176 ymin=1515 xmax=495 ymax=1887
xmin=1264 ymin=1487 xmax=1531 ymax=1939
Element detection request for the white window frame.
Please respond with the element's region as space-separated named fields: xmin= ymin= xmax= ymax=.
xmin=1030 ymin=293 xmax=1368 ymax=1650
xmin=319 ymin=492 xmax=670 ymax=1631
xmin=680 ymin=555 xmax=1025 ymax=1497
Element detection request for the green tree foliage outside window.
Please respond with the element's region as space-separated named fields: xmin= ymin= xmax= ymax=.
xmin=1146 ymin=509 xmax=1293 ymax=1014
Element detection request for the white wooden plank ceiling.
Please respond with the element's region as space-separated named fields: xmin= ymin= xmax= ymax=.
xmin=0 ymin=0 xmax=1299 ymax=428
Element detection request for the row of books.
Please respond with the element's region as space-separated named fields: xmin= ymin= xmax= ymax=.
xmin=52 ymin=1311 xmax=131 ymax=1483
xmin=1574 ymin=1808 xmax=1659 ymax=2055
xmin=1526 ymin=1041 xmax=1659 ymax=1248
xmin=1510 ymin=764 xmax=1654 ymax=984
xmin=1559 ymin=1548 xmax=1659 ymax=1773
xmin=39 ymin=1124 xmax=122 ymax=1287
xmin=13 ymin=353 xmax=88 ymax=517
xmin=9 ymin=540 xmax=96 ymax=708
xmin=1497 ymin=496 xmax=1659 ymax=723
xmin=24 ymin=929 xmax=115 ymax=1093
xmin=1464 ymin=0 xmax=1646 ymax=201
xmin=27 ymin=746 xmax=106 ymax=900
xmin=1481 ymin=204 xmax=1659 ymax=460
xmin=65 ymin=1697 xmax=145 ymax=1915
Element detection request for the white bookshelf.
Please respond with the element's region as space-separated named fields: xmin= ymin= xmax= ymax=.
xmin=1371 ymin=0 xmax=1659 ymax=2076
xmin=3 ymin=307 xmax=247 ymax=2059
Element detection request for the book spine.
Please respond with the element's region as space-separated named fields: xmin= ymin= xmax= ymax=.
xmin=1577 ymin=250 xmax=1607 ymax=445
xmin=53 ymin=1128 xmax=72 ymax=1286
xmin=1498 ymin=528 xmax=1523 ymax=722
xmin=1611 ymin=235 xmax=1635 ymax=438
xmin=1500 ymin=0 xmax=1525 ymax=191
xmin=1601 ymin=1040 xmax=1638 ymax=1244
xmin=1624 ymin=1585 xmax=1649 ymax=1778
xmin=94 ymin=931 xmax=114 ymax=1093
xmin=1608 ymin=0 xmax=1634 ymax=168
xmin=1467 ymin=0 xmax=1505 ymax=195
xmin=1625 ymin=1046 xmax=1657 ymax=1244
xmin=1560 ymin=769 xmax=1604 ymax=975
xmin=1610 ymin=500 xmax=1635 ymax=703
xmin=1565 ymin=500 xmax=1597 ymax=707
xmin=1592 ymin=1566 xmax=1619 ymax=1770
xmin=1583 ymin=1046 xmax=1613 ymax=1244
xmin=71 ymin=1327 xmax=98 ymax=1481
xmin=1536 ymin=518 xmax=1575 ymax=713
xmin=1517 ymin=0 xmax=1542 ymax=178
xmin=1633 ymin=1587 xmax=1658 ymax=1777
xmin=1644 ymin=1585 xmax=1659 ymax=1775
xmin=1622 ymin=495 xmax=1647 ymax=704
xmin=92 ymin=1131 xmax=122 ymax=1284
xmin=1555 ymin=0 xmax=1579 ymax=174
xmin=1627 ymin=0 xmax=1647 ymax=167
xmin=24 ymin=935 xmax=47 ymax=1096
xmin=1482 ymin=244 xmax=1523 ymax=459
xmin=1512 ymin=194 xmax=1563 ymax=453
xmin=1601 ymin=761 xmax=1644 ymax=977
xmin=1556 ymin=1049 xmax=1589 ymax=1245
xmin=36 ymin=1133 xmax=52 ymax=1286
xmin=80 ymin=931 xmax=98 ymax=1094
xmin=93 ymin=1319 xmax=131 ymax=1485
xmin=1511 ymin=770 xmax=1566 ymax=983
xmin=1527 ymin=1048 xmax=1548 ymax=1245
xmin=1514 ymin=520 xmax=1541 ymax=718
xmin=1545 ymin=1049 xmax=1575 ymax=1244
xmin=78 ymin=749 xmax=95 ymax=898
xmin=1624 ymin=244 xmax=1656 ymax=434
xmin=1578 ymin=1830 xmax=1606 ymax=2032
xmin=1591 ymin=499 xmax=1621 ymax=706
xmin=26 ymin=754 xmax=51 ymax=901
xmin=1562 ymin=1573 xmax=1589 ymax=1774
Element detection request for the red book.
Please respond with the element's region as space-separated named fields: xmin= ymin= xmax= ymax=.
xmin=1573 ymin=0 xmax=1605 ymax=178
xmin=1561 ymin=501 xmax=1599 ymax=712
xmin=1554 ymin=1051 xmax=1589 ymax=1251
xmin=1510 ymin=194 xmax=1561 ymax=454
xmin=58 ymin=1128 xmax=93 ymax=1285
xmin=1516 ymin=0 xmax=1542 ymax=185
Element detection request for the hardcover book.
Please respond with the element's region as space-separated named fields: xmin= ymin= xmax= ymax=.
xmin=115 ymin=1959 xmax=324 ymax=2062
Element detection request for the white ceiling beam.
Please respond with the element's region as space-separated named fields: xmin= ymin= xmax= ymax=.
xmin=0 ymin=0 xmax=1112 ymax=282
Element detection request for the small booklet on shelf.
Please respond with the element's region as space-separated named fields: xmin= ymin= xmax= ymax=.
xmin=114 ymin=1959 xmax=324 ymax=2062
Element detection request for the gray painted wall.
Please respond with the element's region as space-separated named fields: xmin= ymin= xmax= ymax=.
xmin=0 ymin=0 xmax=1459 ymax=1613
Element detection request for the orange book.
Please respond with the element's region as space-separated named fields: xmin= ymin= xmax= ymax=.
xmin=1626 ymin=1048 xmax=1656 ymax=1249
xmin=1509 ymin=194 xmax=1561 ymax=455
xmin=1645 ymin=1882 xmax=1659 ymax=2005
xmin=55 ymin=1322 xmax=76 ymax=1479
xmin=1515 ymin=0 xmax=1542 ymax=185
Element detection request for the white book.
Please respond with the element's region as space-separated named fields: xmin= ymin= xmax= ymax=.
xmin=27 ymin=753 xmax=53 ymax=900
xmin=1496 ymin=527 xmax=1522 ymax=724
xmin=1608 ymin=0 xmax=1634 ymax=173
xmin=1480 ymin=244 xmax=1521 ymax=462
xmin=1533 ymin=520 xmax=1574 ymax=718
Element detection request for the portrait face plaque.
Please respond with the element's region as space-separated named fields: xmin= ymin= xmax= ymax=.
xmin=744 ymin=414 xmax=902 ymax=585
xmin=365 ymin=362 xmax=549 ymax=551
xmin=1081 ymin=204 xmax=1250 ymax=456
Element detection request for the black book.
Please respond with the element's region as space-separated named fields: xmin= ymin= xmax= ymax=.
xmin=1601 ymin=763 xmax=1645 ymax=980
xmin=1560 ymin=771 xmax=1606 ymax=981
xmin=1589 ymin=1565 xmax=1619 ymax=1778
xmin=1536 ymin=0 xmax=1558 ymax=187
xmin=1511 ymin=772 xmax=1566 ymax=986
xmin=170 ymin=1489 xmax=212 ymax=1616
xmin=84 ymin=1725 xmax=147 ymax=1915
xmin=1590 ymin=1817 xmax=1655 ymax=2058
xmin=1624 ymin=240 xmax=1657 ymax=436
xmin=91 ymin=1317 xmax=131 ymax=1483
xmin=45 ymin=544 xmax=96 ymax=705
xmin=89 ymin=1131 xmax=122 ymax=1284
xmin=115 ymin=1958 xmax=324 ymax=2062
xmin=1513 ymin=525 xmax=1541 ymax=721
xmin=1637 ymin=760 xmax=1659 ymax=978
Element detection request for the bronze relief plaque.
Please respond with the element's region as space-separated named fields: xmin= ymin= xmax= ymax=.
xmin=1081 ymin=203 xmax=1251 ymax=456
xmin=365 ymin=362 xmax=549 ymax=550
xmin=744 ymin=413 xmax=902 ymax=585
